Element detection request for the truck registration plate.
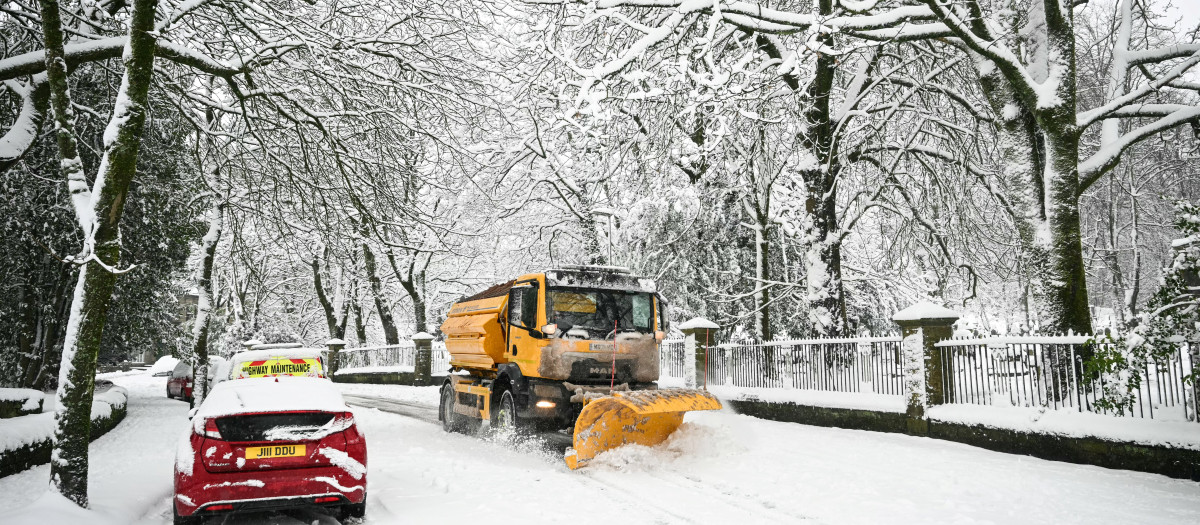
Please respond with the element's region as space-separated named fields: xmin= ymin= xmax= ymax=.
xmin=245 ymin=444 xmax=305 ymax=459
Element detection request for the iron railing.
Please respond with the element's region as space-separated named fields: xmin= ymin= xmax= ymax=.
xmin=660 ymin=337 xmax=904 ymax=395
xmin=336 ymin=342 xmax=450 ymax=373
xmin=936 ymin=336 xmax=1198 ymax=422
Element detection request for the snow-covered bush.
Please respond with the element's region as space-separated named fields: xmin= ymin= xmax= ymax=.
xmin=1133 ymin=201 xmax=1200 ymax=365
xmin=1091 ymin=201 xmax=1200 ymax=417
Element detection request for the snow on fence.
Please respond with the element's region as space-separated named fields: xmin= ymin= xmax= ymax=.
xmin=660 ymin=337 xmax=905 ymax=395
xmin=335 ymin=342 xmax=450 ymax=375
xmin=935 ymin=336 xmax=1198 ymax=422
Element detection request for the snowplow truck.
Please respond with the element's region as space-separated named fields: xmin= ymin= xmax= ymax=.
xmin=438 ymin=266 xmax=721 ymax=469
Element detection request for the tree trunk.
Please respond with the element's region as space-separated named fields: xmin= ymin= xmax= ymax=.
xmin=387 ymin=250 xmax=429 ymax=334
xmin=312 ymin=256 xmax=340 ymax=338
xmin=362 ymin=243 xmax=398 ymax=344
xmin=748 ymin=197 xmax=772 ymax=341
xmin=352 ymin=301 xmax=368 ymax=345
xmin=191 ymin=200 xmax=222 ymax=406
xmin=47 ymin=0 xmax=161 ymax=506
xmin=35 ymin=0 xmax=90 ymax=234
xmin=797 ymin=2 xmax=848 ymax=337
xmin=1040 ymin=126 xmax=1093 ymax=335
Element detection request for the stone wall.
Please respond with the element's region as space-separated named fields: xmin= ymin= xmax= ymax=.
xmin=727 ymin=398 xmax=1200 ymax=481
xmin=332 ymin=372 xmax=446 ymax=386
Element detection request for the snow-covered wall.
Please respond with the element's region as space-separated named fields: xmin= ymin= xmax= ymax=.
xmin=0 ymin=387 xmax=128 ymax=478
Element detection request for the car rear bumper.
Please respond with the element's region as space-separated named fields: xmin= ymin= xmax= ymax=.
xmin=174 ymin=465 xmax=365 ymax=517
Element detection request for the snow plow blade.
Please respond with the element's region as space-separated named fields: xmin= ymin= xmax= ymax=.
xmin=565 ymin=389 xmax=721 ymax=470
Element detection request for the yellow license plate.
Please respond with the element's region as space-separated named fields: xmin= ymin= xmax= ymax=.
xmin=245 ymin=444 xmax=306 ymax=459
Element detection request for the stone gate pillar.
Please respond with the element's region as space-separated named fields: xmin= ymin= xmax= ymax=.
xmin=412 ymin=332 xmax=434 ymax=386
xmin=325 ymin=338 xmax=346 ymax=377
xmin=893 ymin=302 xmax=960 ymax=435
xmin=680 ymin=318 xmax=718 ymax=389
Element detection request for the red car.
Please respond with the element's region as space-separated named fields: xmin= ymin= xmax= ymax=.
xmin=166 ymin=356 xmax=228 ymax=405
xmin=166 ymin=360 xmax=193 ymax=402
xmin=173 ymin=376 xmax=367 ymax=523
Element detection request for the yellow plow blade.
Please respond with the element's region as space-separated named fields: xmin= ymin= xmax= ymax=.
xmin=565 ymin=389 xmax=721 ymax=470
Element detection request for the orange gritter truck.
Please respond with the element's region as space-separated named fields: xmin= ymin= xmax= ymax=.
xmin=437 ymin=265 xmax=721 ymax=469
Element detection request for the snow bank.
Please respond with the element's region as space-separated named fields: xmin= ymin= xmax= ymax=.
xmin=5 ymin=492 xmax=125 ymax=525
xmin=928 ymin=404 xmax=1200 ymax=451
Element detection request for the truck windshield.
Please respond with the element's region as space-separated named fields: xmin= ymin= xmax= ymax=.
xmin=546 ymin=287 xmax=654 ymax=336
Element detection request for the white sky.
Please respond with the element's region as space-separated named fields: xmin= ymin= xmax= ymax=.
xmin=1163 ymin=1 xmax=1200 ymax=33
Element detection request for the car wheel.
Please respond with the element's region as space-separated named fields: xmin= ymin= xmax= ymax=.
xmin=493 ymin=389 xmax=523 ymax=436
xmin=166 ymin=385 xmax=174 ymax=399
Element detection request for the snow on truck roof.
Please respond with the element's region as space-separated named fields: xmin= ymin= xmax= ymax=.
xmin=195 ymin=376 xmax=348 ymax=418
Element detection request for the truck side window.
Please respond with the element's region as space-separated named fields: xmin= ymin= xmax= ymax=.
xmin=632 ymin=294 xmax=651 ymax=330
xmin=508 ymin=288 xmax=525 ymax=327
xmin=509 ymin=286 xmax=538 ymax=329
xmin=521 ymin=287 xmax=538 ymax=328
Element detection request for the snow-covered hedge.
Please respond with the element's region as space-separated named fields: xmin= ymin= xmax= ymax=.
xmin=0 ymin=389 xmax=44 ymax=419
xmin=0 ymin=387 xmax=128 ymax=478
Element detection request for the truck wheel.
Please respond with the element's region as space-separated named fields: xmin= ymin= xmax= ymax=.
xmin=440 ymin=384 xmax=465 ymax=433
xmin=493 ymin=390 xmax=523 ymax=436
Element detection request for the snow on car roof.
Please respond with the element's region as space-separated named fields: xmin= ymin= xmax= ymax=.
xmin=229 ymin=347 xmax=325 ymax=364
xmin=195 ymin=376 xmax=347 ymax=418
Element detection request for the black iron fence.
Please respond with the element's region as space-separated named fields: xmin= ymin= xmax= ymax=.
xmin=936 ymin=336 xmax=1198 ymax=422
xmin=661 ymin=334 xmax=1199 ymax=423
xmin=337 ymin=342 xmax=450 ymax=373
xmin=660 ymin=337 xmax=905 ymax=395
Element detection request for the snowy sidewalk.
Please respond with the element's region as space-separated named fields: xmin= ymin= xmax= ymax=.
xmin=1 ymin=371 xmax=191 ymax=524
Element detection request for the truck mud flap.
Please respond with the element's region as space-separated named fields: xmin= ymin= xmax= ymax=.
xmin=565 ymin=389 xmax=721 ymax=470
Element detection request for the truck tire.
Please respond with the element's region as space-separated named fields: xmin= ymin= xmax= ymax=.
xmin=440 ymin=384 xmax=466 ymax=433
xmin=493 ymin=389 xmax=524 ymax=436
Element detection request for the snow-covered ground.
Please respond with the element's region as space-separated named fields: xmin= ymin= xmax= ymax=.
xmin=2 ymin=371 xmax=1199 ymax=524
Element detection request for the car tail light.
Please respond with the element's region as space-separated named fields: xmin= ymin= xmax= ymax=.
xmin=193 ymin=417 xmax=222 ymax=439
xmin=314 ymin=496 xmax=340 ymax=503
xmin=207 ymin=504 xmax=233 ymax=511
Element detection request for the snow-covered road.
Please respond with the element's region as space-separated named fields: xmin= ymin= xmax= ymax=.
xmin=3 ymin=372 xmax=1199 ymax=524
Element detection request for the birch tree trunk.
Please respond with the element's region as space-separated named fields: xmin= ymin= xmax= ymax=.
xmin=46 ymin=0 xmax=161 ymax=506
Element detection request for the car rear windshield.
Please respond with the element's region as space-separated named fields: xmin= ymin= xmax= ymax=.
xmin=215 ymin=412 xmax=337 ymax=442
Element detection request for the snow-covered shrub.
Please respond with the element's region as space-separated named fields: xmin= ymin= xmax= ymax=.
xmin=1093 ymin=201 xmax=1200 ymax=418
xmin=1135 ymin=202 xmax=1200 ymax=363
